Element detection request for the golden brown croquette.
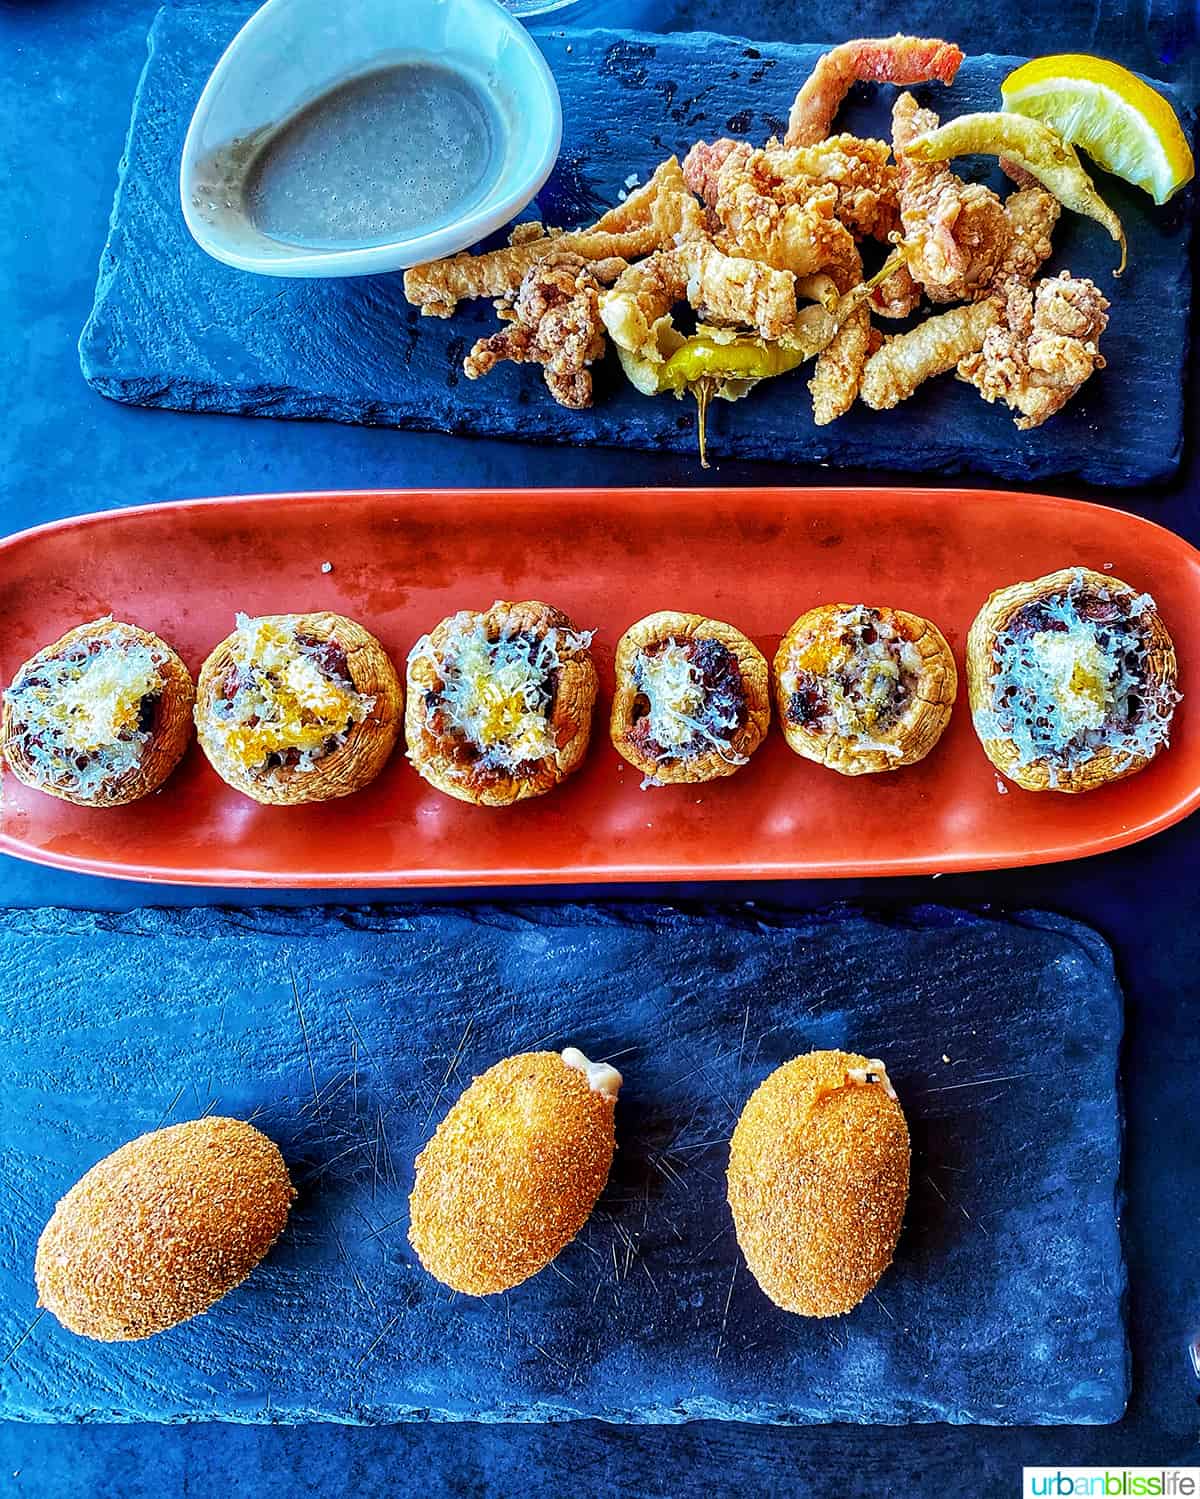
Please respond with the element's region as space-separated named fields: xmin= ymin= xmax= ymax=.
xmin=35 ymin=1116 xmax=295 ymax=1341
xmin=727 ymin=1049 xmax=910 ymax=1317
xmin=408 ymin=1049 xmax=620 ymax=1295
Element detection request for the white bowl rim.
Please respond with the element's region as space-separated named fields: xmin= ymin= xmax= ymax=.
xmin=179 ymin=0 xmax=563 ymax=278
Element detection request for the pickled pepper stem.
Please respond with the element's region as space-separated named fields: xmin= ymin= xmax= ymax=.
xmin=692 ymin=377 xmax=715 ymax=469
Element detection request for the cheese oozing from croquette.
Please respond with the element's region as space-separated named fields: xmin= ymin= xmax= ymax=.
xmin=209 ymin=614 xmax=373 ymax=772
xmin=561 ymin=1047 xmax=623 ymax=1099
xmin=845 ymin=1060 xmax=898 ymax=1100
xmin=417 ymin=617 xmax=592 ymax=771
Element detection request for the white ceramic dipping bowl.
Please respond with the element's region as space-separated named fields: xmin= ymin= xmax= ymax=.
xmin=180 ymin=0 xmax=562 ymax=277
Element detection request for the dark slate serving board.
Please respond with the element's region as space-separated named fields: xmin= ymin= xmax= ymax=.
xmin=0 ymin=904 xmax=1126 ymax=1426
xmin=78 ymin=10 xmax=1193 ymax=486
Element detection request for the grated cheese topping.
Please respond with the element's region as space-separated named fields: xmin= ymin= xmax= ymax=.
xmin=415 ymin=615 xmax=591 ymax=773
xmin=781 ymin=606 xmax=922 ymax=752
xmin=207 ymin=614 xmax=373 ymax=773
xmin=3 ymin=623 xmax=167 ymax=796
xmin=633 ymin=637 xmax=744 ymax=766
xmin=975 ymin=571 xmax=1179 ymax=782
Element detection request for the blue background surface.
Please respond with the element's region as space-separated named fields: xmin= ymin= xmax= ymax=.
xmin=1 ymin=0 xmax=1198 ymax=1493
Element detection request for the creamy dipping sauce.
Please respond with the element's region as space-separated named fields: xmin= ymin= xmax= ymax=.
xmin=243 ymin=61 xmax=500 ymax=250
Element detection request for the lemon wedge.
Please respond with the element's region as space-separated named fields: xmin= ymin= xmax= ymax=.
xmin=1001 ymin=54 xmax=1194 ymax=204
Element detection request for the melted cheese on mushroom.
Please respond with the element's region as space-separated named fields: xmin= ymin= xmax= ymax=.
xmin=4 ymin=629 xmax=166 ymax=796
xmin=976 ymin=573 xmax=1179 ymax=780
xmin=212 ymin=615 xmax=372 ymax=772
xmin=420 ymin=619 xmax=590 ymax=772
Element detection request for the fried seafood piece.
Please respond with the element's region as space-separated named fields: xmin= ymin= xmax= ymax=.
xmin=714 ymin=174 xmax=857 ymax=280
xmin=784 ymin=34 xmax=963 ymax=148
xmin=807 ymin=244 xmax=871 ymax=426
xmin=728 ymin=1050 xmax=910 ymax=1316
xmin=892 ymin=93 xmax=1011 ymax=304
xmin=900 ymin=110 xmax=1127 ymax=273
xmin=409 ymin=1049 xmax=620 ymax=1295
xmin=992 ymin=185 xmax=1062 ymax=287
xmin=600 ymin=238 xmax=798 ymax=360
xmin=463 ymin=254 xmax=608 ymax=409
xmin=956 ymin=270 xmax=1109 ymax=429
xmin=858 ymin=185 xmax=1060 ymax=412
xmin=690 ymin=137 xmax=900 ymax=242
xmin=682 ymin=136 xmax=752 ymax=208
xmin=860 ymin=300 xmax=999 ymax=410
xmin=403 ymin=158 xmax=705 ymax=317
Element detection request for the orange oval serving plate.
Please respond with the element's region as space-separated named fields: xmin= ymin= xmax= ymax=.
xmin=0 ymin=487 xmax=1196 ymax=887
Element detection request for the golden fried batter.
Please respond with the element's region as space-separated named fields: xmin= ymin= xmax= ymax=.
xmin=600 ymin=238 xmax=798 ymax=360
xmin=403 ymin=158 xmax=704 ymax=316
xmin=691 ymin=137 xmax=900 ymax=243
xmin=464 ymin=253 xmax=609 ymax=409
xmin=784 ymin=34 xmax=963 ymax=147
xmin=409 ymin=1050 xmax=619 ymax=1295
xmin=860 ymin=300 xmax=999 ymax=410
xmin=892 ymin=92 xmax=1011 ymax=304
xmin=35 ymin=1117 xmax=294 ymax=1341
xmin=958 ymin=270 xmax=1109 ymax=429
xmin=728 ymin=1051 xmax=910 ymax=1317
xmin=807 ymin=244 xmax=871 ymax=425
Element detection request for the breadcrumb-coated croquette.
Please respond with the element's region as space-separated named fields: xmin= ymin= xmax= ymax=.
xmin=727 ymin=1050 xmax=909 ymax=1317
xmin=35 ymin=1116 xmax=295 ymax=1342
xmin=409 ymin=1049 xmax=620 ymax=1295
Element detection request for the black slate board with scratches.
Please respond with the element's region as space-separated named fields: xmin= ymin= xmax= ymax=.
xmin=78 ymin=9 xmax=1193 ymax=485
xmin=0 ymin=904 xmax=1126 ymax=1425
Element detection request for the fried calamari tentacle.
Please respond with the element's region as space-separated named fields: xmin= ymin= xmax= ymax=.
xmin=892 ymin=93 xmax=1011 ymax=304
xmin=957 ymin=270 xmax=1109 ymax=428
xmin=860 ymin=300 xmax=999 ymax=410
xmin=901 ymin=112 xmax=1127 ymax=273
xmin=808 ymin=245 xmax=869 ymax=426
xmin=784 ymin=34 xmax=963 ymax=148
xmin=463 ymin=254 xmax=609 ymax=410
xmin=403 ymin=158 xmax=705 ymax=316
